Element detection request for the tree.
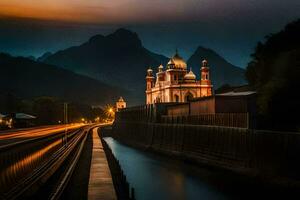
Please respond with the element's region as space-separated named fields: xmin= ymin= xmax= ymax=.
xmin=33 ymin=97 xmax=62 ymax=125
xmin=245 ymin=19 xmax=300 ymax=131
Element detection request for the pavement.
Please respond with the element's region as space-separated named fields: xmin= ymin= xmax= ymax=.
xmin=88 ymin=127 xmax=117 ymax=200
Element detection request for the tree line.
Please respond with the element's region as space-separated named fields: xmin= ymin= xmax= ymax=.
xmin=0 ymin=93 xmax=106 ymax=126
xmin=245 ymin=19 xmax=300 ymax=131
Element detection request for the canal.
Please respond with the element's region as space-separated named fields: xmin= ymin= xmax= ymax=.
xmin=104 ymin=137 xmax=297 ymax=200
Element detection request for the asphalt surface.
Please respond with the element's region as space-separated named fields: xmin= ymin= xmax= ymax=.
xmin=60 ymin=130 xmax=93 ymax=200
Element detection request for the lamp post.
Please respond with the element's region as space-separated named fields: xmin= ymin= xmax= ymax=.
xmin=64 ymin=103 xmax=68 ymax=146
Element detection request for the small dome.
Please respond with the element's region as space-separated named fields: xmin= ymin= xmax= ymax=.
xmin=202 ymin=59 xmax=208 ymax=67
xmin=184 ymin=69 xmax=196 ymax=81
xmin=167 ymin=58 xmax=175 ymax=65
xmin=146 ymin=67 xmax=154 ymax=77
xmin=158 ymin=64 xmax=164 ymax=72
xmin=118 ymin=97 xmax=124 ymax=102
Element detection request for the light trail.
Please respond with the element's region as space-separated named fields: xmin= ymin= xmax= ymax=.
xmin=0 ymin=124 xmax=84 ymax=140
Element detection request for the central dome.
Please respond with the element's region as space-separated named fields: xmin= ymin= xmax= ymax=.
xmin=167 ymin=51 xmax=187 ymax=70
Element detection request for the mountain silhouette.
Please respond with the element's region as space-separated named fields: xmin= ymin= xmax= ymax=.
xmin=187 ymin=46 xmax=246 ymax=88
xmin=43 ymin=28 xmax=246 ymax=104
xmin=0 ymin=53 xmax=125 ymax=106
xmin=37 ymin=52 xmax=52 ymax=62
xmin=43 ymin=28 xmax=168 ymax=104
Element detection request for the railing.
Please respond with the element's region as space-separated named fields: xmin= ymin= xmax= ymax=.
xmin=101 ymin=136 xmax=135 ymax=200
xmin=116 ymin=104 xmax=251 ymax=128
xmin=116 ymin=103 xmax=174 ymax=123
xmin=161 ymin=113 xmax=249 ymax=128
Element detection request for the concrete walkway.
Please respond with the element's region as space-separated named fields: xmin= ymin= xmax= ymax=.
xmin=88 ymin=127 xmax=117 ymax=200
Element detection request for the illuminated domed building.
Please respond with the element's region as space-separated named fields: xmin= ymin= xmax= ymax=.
xmin=146 ymin=50 xmax=213 ymax=104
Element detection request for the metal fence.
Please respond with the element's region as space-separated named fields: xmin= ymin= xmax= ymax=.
xmin=116 ymin=104 xmax=250 ymax=128
xmin=161 ymin=113 xmax=249 ymax=128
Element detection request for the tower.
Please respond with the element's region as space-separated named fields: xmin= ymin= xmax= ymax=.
xmin=146 ymin=67 xmax=155 ymax=90
xmin=146 ymin=67 xmax=155 ymax=104
xmin=201 ymin=60 xmax=211 ymax=85
xmin=156 ymin=64 xmax=165 ymax=83
xmin=116 ymin=97 xmax=126 ymax=111
xmin=200 ymin=59 xmax=212 ymax=96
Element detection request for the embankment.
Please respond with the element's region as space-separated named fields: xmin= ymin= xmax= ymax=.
xmin=106 ymin=121 xmax=300 ymax=186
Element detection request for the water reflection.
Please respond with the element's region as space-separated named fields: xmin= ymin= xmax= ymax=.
xmin=104 ymin=137 xmax=228 ymax=200
xmin=104 ymin=137 xmax=300 ymax=200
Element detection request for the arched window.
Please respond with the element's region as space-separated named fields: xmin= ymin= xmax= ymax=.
xmin=174 ymin=95 xmax=179 ymax=102
xmin=185 ymin=92 xmax=193 ymax=102
xmin=156 ymin=97 xmax=161 ymax=103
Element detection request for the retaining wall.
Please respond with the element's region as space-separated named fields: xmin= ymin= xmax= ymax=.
xmin=110 ymin=121 xmax=300 ymax=184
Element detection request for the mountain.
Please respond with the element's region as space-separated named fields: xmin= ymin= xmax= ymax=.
xmin=0 ymin=53 xmax=125 ymax=106
xmin=43 ymin=28 xmax=246 ymax=104
xmin=37 ymin=52 xmax=52 ymax=62
xmin=187 ymin=46 xmax=246 ymax=88
xmin=26 ymin=56 xmax=36 ymax=61
xmin=43 ymin=28 xmax=168 ymax=104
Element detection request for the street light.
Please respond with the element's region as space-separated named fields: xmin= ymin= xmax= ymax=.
xmin=64 ymin=103 xmax=68 ymax=146
xmin=95 ymin=117 xmax=100 ymax=123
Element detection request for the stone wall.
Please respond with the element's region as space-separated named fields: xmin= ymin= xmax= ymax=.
xmin=110 ymin=121 xmax=300 ymax=184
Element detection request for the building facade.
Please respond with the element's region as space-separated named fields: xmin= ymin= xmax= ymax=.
xmin=146 ymin=51 xmax=213 ymax=104
xmin=116 ymin=97 xmax=127 ymax=111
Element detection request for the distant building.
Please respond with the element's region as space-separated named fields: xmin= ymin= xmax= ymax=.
xmin=146 ymin=50 xmax=213 ymax=104
xmin=3 ymin=113 xmax=36 ymax=128
xmin=166 ymin=91 xmax=257 ymax=116
xmin=116 ymin=97 xmax=127 ymax=111
xmin=0 ymin=113 xmax=5 ymax=126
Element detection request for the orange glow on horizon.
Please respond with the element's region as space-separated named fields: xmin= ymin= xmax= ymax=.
xmin=0 ymin=0 xmax=196 ymax=24
xmin=0 ymin=3 xmax=102 ymax=23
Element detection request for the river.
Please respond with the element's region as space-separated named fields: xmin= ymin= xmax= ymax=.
xmin=104 ymin=137 xmax=296 ymax=200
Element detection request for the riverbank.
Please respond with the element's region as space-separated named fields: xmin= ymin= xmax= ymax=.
xmin=103 ymin=136 xmax=300 ymax=200
xmin=102 ymin=122 xmax=300 ymax=188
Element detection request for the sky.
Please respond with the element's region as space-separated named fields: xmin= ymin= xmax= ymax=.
xmin=0 ymin=0 xmax=299 ymax=67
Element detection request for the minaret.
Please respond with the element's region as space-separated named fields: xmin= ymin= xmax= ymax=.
xmin=146 ymin=67 xmax=155 ymax=104
xmin=200 ymin=59 xmax=211 ymax=85
xmin=156 ymin=64 xmax=164 ymax=83
xmin=200 ymin=59 xmax=213 ymax=97
xmin=146 ymin=67 xmax=155 ymax=90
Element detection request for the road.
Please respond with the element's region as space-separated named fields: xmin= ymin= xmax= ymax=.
xmin=0 ymin=123 xmax=112 ymax=198
xmin=0 ymin=124 xmax=85 ymax=149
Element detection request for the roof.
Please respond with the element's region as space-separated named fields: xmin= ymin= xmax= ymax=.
xmin=167 ymin=51 xmax=187 ymax=70
xmin=216 ymin=91 xmax=257 ymax=96
xmin=118 ymin=97 xmax=125 ymax=102
xmin=190 ymin=91 xmax=256 ymax=102
xmin=184 ymin=69 xmax=196 ymax=80
xmin=15 ymin=113 xmax=36 ymax=119
xmin=0 ymin=113 xmax=5 ymax=118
